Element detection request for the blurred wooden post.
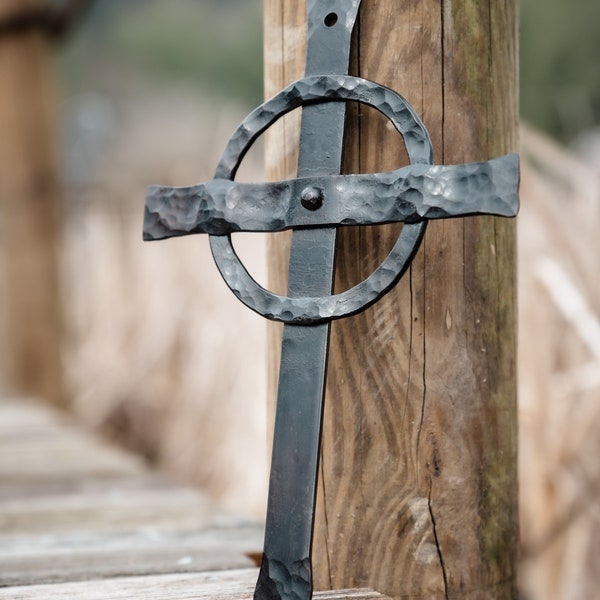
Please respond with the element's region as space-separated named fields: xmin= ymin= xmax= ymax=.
xmin=0 ymin=0 xmax=65 ymax=407
xmin=265 ymin=1 xmax=518 ymax=598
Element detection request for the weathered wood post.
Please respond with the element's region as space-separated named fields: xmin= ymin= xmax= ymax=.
xmin=264 ymin=1 xmax=519 ymax=598
xmin=0 ymin=0 xmax=65 ymax=407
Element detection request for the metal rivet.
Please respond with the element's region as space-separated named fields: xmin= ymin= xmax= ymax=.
xmin=300 ymin=186 xmax=324 ymax=210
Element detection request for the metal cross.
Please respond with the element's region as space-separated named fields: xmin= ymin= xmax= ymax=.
xmin=143 ymin=2 xmax=519 ymax=600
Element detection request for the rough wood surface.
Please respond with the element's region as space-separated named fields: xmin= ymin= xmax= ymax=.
xmin=0 ymin=0 xmax=65 ymax=407
xmin=264 ymin=1 xmax=518 ymax=598
xmin=0 ymin=397 xmax=262 ymax=588
xmin=0 ymin=568 xmax=389 ymax=600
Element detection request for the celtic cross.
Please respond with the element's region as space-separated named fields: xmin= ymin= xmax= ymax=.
xmin=143 ymin=2 xmax=519 ymax=600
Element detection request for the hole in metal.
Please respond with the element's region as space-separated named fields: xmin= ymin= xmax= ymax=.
xmin=324 ymin=12 xmax=338 ymax=27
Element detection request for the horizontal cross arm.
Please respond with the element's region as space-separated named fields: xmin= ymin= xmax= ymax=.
xmin=143 ymin=153 xmax=519 ymax=241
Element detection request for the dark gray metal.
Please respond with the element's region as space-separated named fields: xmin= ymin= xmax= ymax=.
xmin=144 ymin=74 xmax=433 ymax=325
xmin=253 ymin=4 xmax=361 ymax=600
xmin=144 ymin=154 xmax=518 ymax=237
xmin=143 ymin=75 xmax=518 ymax=324
xmin=142 ymin=2 xmax=520 ymax=600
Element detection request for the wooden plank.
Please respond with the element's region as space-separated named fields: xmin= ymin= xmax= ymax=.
xmin=0 ymin=396 xmax=263 ymax=586
xmin=0 ymin=431 xmax=144 ymax=482
xmin=0 ymin=525 xmax=262 ymax=586
xmin=0 ymin=473 xmax=176 ymax=502
xmin=0 ymin=397 xmax=67 ymax=434
xmin=0 ymin=569 xmax=389 ymax=600
xmin=265 ymin=2 xmax=519 ymax=598
xmin=0 ymin=397 xmax=144 ymax=487
xmin=0 ymin=486 xmax=231 ymax=535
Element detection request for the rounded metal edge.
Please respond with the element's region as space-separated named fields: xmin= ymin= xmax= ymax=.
xmin=209 ymin=75 xmax=432 ymax=324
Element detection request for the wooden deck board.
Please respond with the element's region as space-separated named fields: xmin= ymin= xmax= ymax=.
xmin=0 ymin=397 xmax=143 ymax=483
xmin=0 ymin=397 xmax=387 ymax=600
xmin=0 ymin=526 xmax=261 ymax=586
xmin=0 ymin=485 xmax=230 ymax=535
xmin=0 ymin=397 xmax=263 ymax=589
xmin=0 ymin=568 xmax=388 ymax=600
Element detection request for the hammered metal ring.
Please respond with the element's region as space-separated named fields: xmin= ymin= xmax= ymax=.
xmin=209 ymin=74 xmax=432 ymax=324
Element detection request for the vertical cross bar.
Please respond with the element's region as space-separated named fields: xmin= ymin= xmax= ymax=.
xmin=254 ymin=3 xmax=361 ymax=600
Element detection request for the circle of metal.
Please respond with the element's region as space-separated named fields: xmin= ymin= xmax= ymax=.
xmin=209 ymin=75 xmax=433 ymax=324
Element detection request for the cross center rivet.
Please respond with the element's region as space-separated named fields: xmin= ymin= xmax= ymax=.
xmin=300 ymin=186 xmax=324 ymax=211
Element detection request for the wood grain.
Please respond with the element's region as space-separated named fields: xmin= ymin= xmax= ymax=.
xmin=264 ymin=1 xmax=518 ymax=598
xmin=0 ymin=568 xmax=390 ymax=600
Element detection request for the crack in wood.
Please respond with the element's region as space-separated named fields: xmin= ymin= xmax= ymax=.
xmin=428 ymin=481 xmax=449 ymax=600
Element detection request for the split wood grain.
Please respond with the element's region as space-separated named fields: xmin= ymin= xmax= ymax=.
xmin=265 ymin=1 xmax=519 ymax=598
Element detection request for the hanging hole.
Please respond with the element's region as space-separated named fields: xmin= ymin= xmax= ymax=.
xmin=324 ymin=12 xmax=338 ymax=27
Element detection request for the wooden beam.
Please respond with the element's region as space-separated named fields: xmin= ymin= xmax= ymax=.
xmin=264 ymin=1 xmax=518 ymax=598
xmin=0 ymin=0 xmax=65 ymax=407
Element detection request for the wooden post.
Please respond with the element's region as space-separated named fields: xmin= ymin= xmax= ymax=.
xmin=0 ymin=0 xmax=65 ymax=407
xmin=264 ymin=1 xmax=518 ymax=598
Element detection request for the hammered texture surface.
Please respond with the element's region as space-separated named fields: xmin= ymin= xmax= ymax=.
xmin=143 ymin=75 xmax=520 ymax=324
xmin=213 ymin=75 xmax=432 ymax=323
xmin=212 ymin=75 xmax=433 ymax=181
xmin=254 ymin=556 xmax=312 ymax=600
xmin=218 ymin=75 xmax=433 ymax=325
xmin=209 ymin=225 xmax=424 ymax=323
xmin=143 ymin=155 xmax=518 ymax=239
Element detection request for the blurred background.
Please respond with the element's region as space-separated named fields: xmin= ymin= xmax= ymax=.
xmin=0 ymin=0 xmax=599 ymax=598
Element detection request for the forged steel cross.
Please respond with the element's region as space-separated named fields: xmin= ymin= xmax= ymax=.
xmin=143 ymin=2 xmax=519 ymax=600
